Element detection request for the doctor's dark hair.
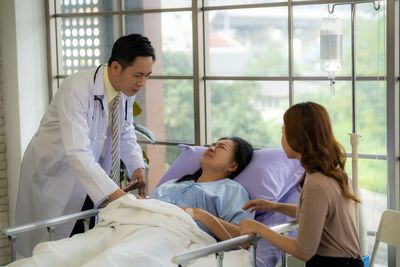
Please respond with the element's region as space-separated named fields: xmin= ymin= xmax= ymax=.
xmin=175 ymin=137 xmax=253 ymax=183
xmin=108 ymin=34 xmax=155 ymax=69
xmin=283 ymin=101 xmax=360 ymax=203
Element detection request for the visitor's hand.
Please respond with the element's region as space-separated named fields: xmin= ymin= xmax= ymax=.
xmin=242 ymin=199 xmax=278 ymax=213
xmin=239 ymin=218 xmax=263 ymax=236
xmin=130 ymin=168 xmax=146 ymax=197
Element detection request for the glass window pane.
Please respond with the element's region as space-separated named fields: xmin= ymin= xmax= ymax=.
xmin=209 ymin=81 xmax=288 ymax=147
xmin=125 ymin=0 xmax=191 ymax=9
xmin=346 ymin=159 xmax=387 ymax=195
xmin=356 ymin=81 xmax=386 ymax=155
xmin=206 ymin=7 xmax=288 ymax=76
xmin=293 ymin=81 xmax=352 ymax=152
xmin=356 ymin=2 xmax=386 ymax=76
xmin=141 ymin=144 xmax=183 ymax=194
xmin=293 ymin=4 xmax=351 ymax=77
xmin=206 ymin=0 xmax=284 ymax=6
xmin=125 ymin=12 xmax=193 ymax=76
xmin=295 ymin=81 xmax=387 ymax=156
xmin=59 ymin=0 xmax=120 ymax=13
xmin=58 ymin=15 xmax=121 ymax=75
xmin=135 ymin=79 xmax=194 ymax=144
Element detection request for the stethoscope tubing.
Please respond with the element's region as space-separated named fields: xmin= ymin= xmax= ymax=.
xmin=93 ymin=65 xmax=128 ymax=126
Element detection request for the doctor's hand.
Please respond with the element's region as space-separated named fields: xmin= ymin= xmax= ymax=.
xmin=98 ymin=188 xmax=127 ymax=208
xmin=242 ymin=199 xmax=278 ymax=213
xmin=130 ymin=168 xmax=146 ymax=197
xmin=108 ymin=188 xmax=127 ymax=201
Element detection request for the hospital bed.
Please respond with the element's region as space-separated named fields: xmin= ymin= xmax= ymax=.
xmin=3 ymin=209 xmax=298 ymax=266
xmin=3 ymin=145 xmax=303 ymax=266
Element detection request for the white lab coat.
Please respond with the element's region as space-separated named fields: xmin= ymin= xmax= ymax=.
xmin=15 ymin=65 xmax=145 ymax=257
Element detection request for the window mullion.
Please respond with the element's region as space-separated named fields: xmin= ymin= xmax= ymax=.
xmin=192 ymin=0 xmax=206 ymax=146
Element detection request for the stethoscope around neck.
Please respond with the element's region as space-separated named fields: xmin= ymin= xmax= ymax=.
xmin=92 ymin=65 xmax=130 ymax=143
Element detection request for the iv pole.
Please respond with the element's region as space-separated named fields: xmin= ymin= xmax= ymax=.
xmin=328 ymin=0 xmax=381 ymax=257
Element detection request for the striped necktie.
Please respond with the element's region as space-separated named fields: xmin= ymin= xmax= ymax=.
xmin=110 ymin=92 xmax=121 ymax=185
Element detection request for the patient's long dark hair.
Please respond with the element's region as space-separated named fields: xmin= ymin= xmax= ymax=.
xmin=175 ymin=137 xmax=253 ymax=183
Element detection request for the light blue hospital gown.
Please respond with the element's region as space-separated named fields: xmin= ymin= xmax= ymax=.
xmin=149 ymin=178 xmax=254 ymax=238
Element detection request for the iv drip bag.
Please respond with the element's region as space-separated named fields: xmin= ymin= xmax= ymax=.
xmin=320 ymin=17 xmax=343 ymax=79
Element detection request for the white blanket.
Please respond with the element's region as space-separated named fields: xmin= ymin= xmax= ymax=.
xmin=9 ymin=195 xmax=251 ymax=267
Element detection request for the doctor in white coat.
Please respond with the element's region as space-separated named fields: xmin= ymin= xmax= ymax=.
xmin=15 ymin=34 xmax=155 ymax=257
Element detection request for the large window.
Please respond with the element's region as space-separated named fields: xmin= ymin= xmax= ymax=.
xmin=47 ymin=1 xmax=394 ymax=265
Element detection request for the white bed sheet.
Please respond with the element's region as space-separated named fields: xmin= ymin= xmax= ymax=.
xmin=9 ymin=195 xmax=251 ymax=267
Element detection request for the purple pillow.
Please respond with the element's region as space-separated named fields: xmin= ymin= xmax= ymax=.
xmin=157 ymin=144 xmax=207 ymax=186
xmin=156 ymin=144 xmax=303 ymax=202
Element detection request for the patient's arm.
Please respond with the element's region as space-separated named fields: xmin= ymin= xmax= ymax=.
xmin=192 ymin=208 xmax=243 ymax=242
xmin=242 ymin=199 xmax=297 ymax=218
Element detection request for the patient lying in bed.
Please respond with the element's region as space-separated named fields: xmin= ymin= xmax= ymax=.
xmin=8 ymin=137 xmax=255 ymax=267
xmin=158 ymin=144 xmax=304 ymax=267
xmin=150 ymin=137 xmax=255 ymax=241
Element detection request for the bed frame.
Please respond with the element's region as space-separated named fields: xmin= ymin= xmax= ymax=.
xmin=2 ymin=209 xmax=298 ymax=266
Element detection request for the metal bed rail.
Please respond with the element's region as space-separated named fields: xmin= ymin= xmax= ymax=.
xmin=172 ymin=221 xmax=299 ymax=267
xmin=2 ymin=181 xmax=140 ymax=261
xmin=2 ymin=208 xmax=100 ymax=262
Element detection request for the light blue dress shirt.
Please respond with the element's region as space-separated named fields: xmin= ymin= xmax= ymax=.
xmin=149 ymin=178 xmax=254 ymax=238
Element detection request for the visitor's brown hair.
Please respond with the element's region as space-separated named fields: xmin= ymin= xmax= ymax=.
xmin=284 ymin=101 xmax=360 ymax=203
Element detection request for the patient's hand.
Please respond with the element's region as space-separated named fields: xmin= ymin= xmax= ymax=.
xmin=242 ymin=199 xmax=278 ymax=213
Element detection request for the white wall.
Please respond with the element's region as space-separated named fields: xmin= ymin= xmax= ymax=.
xmin=0 ymin=44 xmax=10 ymax=264
xmin=14 ymin=0 xmax=49 ymax=152
xmin=0 ymin=1 xmax=48 ymax=263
